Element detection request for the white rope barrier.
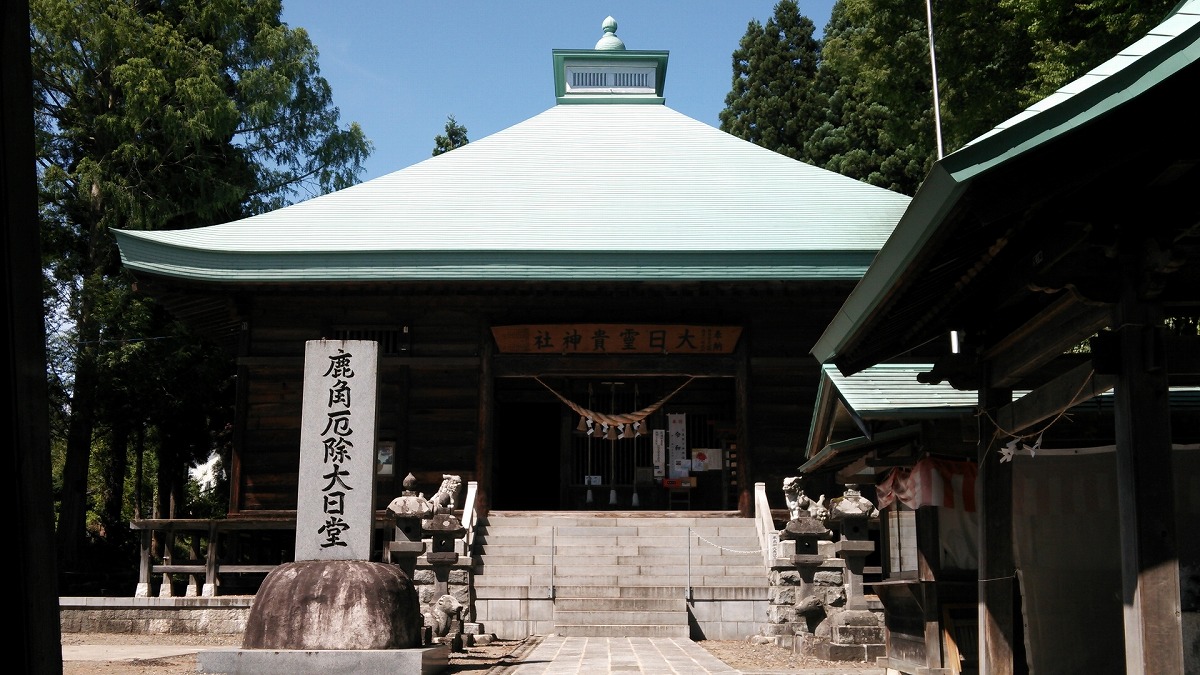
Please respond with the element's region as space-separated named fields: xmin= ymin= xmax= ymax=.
xmin=692 ymin=532 xmax=763 ymax=555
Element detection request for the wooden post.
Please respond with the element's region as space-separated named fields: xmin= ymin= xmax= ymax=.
xmin=136 ymin=529 xmax=153 ymax=597
xmin=977 ymin=383 xmax=1015 ymax=675
xmin=916 ymin=507 xmax=944 ymax=670
xmin=736 ymin=342 xmax=751 ymax=516
xmin=476 ymin=334 xmax=493 ymax=514
xmin=1111 ymin=249 xmax=1183 ymax=673
xmin=204 ymin=520 xmax=219 ymax=597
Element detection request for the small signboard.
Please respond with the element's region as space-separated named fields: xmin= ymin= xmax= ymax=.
xmin=668 ymin=414 xmax=688 ymax=478
xmin=652 ymin=430 xmax=666 ymax=477
xmin=295 ymin=340 xmax=379 ymax=561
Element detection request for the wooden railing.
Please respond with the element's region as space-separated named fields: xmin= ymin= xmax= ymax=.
xmin=131 ymin=516 xmax=296 ymax=598
xmin=131 ymin=483 xmax=481 ymax=598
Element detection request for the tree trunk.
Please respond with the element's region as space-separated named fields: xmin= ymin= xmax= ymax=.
xmin=55 ymin=318 xmax=99 ymax=575
xmin=100 ymin=420 xmax=130 ymax=538
xmin=134 ymin=423 xmax=145 ymax=520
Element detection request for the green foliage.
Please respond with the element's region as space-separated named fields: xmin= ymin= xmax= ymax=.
xmin=804 ymin=0 xmax=932 ymax=194
xmin=433 ymin=115 xmax=470 ymax=156
xmin=1010 ymin=0 xmax=1177 ymax=103
xmin=718 ymin=0 xmax=822 ymax=161
xmin=31 ymin=0 xmax=370 ymax=577
xmin=721 ymin=0 xmax=1179 ymax=196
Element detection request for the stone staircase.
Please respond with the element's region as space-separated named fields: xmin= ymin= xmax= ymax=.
xmin=470 ymin=512 xmax=769 ymax=640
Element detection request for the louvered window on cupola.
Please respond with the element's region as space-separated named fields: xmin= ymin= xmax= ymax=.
xmin=565 ymin=65 xmax=656 ymax=94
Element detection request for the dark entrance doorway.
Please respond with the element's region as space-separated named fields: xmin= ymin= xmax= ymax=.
xmin=492 ymin=375 xmax=739 ymax=511
xmin=493 ymin=396 xmax=563 ymax=510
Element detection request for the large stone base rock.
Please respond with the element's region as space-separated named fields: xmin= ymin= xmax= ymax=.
xmin=243 ymin=560 xmax=422 ymax=650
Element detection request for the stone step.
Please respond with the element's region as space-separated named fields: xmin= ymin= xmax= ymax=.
xmin=472 ymin=583 xmax=768 ymax=602
xmin=554 ymin=608 xmax=688 ymax=626
xmin=552 ymin=623 xmax=690 ymax=638
xmin=476 ymin=524 xmax=750 ymax=534
xmin=472 ymin=583 xmax=687 ymax=600
xmin=478 ymin=515 xmax=750 ymax=527
xmin=475 ymin=570 xmax=753 ymax=584
xmin=473 ymin=513 xmax=765 ymax=639
xmin=553 ymin=585 xmax=686 ymax=599
xmin=473 ymin=553 xmax=764 ymax=569
xmin=472 ymin=562 xmax=763 ymax=577
xmin=552 ymin=597 xmax=681 ymax=611
xmin=474 ymin=536 xmax=763 ymax=550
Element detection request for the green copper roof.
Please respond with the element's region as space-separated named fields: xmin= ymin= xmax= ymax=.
xmin=821 ymin=363 xmax=981 ymax=413
xmin=115 ymin=20 xmax=912 ymax=285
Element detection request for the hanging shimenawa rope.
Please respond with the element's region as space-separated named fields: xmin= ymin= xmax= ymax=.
xmin=535 ymin=376 xmax=696 ymax=428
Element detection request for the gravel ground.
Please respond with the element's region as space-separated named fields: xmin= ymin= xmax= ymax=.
xmin=61 ymin=632 xmax=882 ymax=674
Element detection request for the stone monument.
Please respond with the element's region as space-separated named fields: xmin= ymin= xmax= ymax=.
xmin=199 ymin=340 xmax=446 ymax=674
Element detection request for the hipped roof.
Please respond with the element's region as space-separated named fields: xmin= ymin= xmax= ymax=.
xmin=115 ymin=102 xmax=911 ymax=283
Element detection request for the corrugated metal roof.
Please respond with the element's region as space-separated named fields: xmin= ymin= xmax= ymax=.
xmin=823 ymin=363 xmax=979 ymax=413
xmin=115 ymin=103 xmax=911 ymax=282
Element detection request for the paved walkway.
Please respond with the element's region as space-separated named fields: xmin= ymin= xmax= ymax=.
xmin=495 ymin=636 xmax=738 ymax=674
xmin=62 ymin=636 xmax=887 ymax=674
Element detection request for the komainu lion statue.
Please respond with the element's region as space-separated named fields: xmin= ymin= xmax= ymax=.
xmin=429 ymin=474 xmax=462 ymax=515
xmin=782 ymin=476 xmax=828 ymax=521
xmin=426 ymin=594 xmax=463 ymax=638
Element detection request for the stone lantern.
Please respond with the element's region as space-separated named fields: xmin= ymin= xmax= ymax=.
xmin=385 ymin=473 xmax=432 ymax=578
xmin=828 ymin=484 xmax=878 ymax=611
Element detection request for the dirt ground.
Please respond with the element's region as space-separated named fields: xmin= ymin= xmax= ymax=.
xmin=61 ymin=632 xmax=881 ymax=674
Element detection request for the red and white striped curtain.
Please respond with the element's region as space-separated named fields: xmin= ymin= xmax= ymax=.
xmin=876 ymin=456 xmax=977 ymax=512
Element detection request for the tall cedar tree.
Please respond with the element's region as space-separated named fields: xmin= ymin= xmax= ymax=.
xmin=718 ymin=0 xmax=822 ymax=161
xmin=726 ymin=0 xmax=1177 ymax=196
xmin=433 ymin=115 xmax=469 ymax=156
xmin=31 ymin=0 xmax=371 ymax=575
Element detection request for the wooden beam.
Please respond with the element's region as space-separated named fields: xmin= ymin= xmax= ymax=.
xmin=993 ymin=360 xmax=1117 ymax=434
xmin=983 ymin=293 xmax=1111 ymax=388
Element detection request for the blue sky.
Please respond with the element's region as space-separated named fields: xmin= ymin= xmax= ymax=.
xmin=279 ymin=2 xmax=836 ymax=183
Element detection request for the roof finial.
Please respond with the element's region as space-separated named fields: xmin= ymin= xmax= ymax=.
xmin=594 ymin=16 xmax=625 ymax=51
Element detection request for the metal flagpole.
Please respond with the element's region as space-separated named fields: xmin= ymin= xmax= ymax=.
xmin=924 ymin=0 xmax=944 ymax=159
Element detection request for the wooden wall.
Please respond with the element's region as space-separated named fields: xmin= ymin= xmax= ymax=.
xmin=227 ymin=281 xmax=856 ymax=514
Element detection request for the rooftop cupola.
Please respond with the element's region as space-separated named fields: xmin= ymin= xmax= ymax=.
xmin=594 ymin=16 xmax=625 ymax=50
xmin=552 ymin=17 xmax=668 ymax=105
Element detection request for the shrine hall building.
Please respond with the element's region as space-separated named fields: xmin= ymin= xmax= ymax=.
xmin=114 ymin=19 xmax=911 ymax=519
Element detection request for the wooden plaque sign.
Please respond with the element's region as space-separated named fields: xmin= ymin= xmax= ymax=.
xmin=491 ymin=324 xmax=741 ymax=355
